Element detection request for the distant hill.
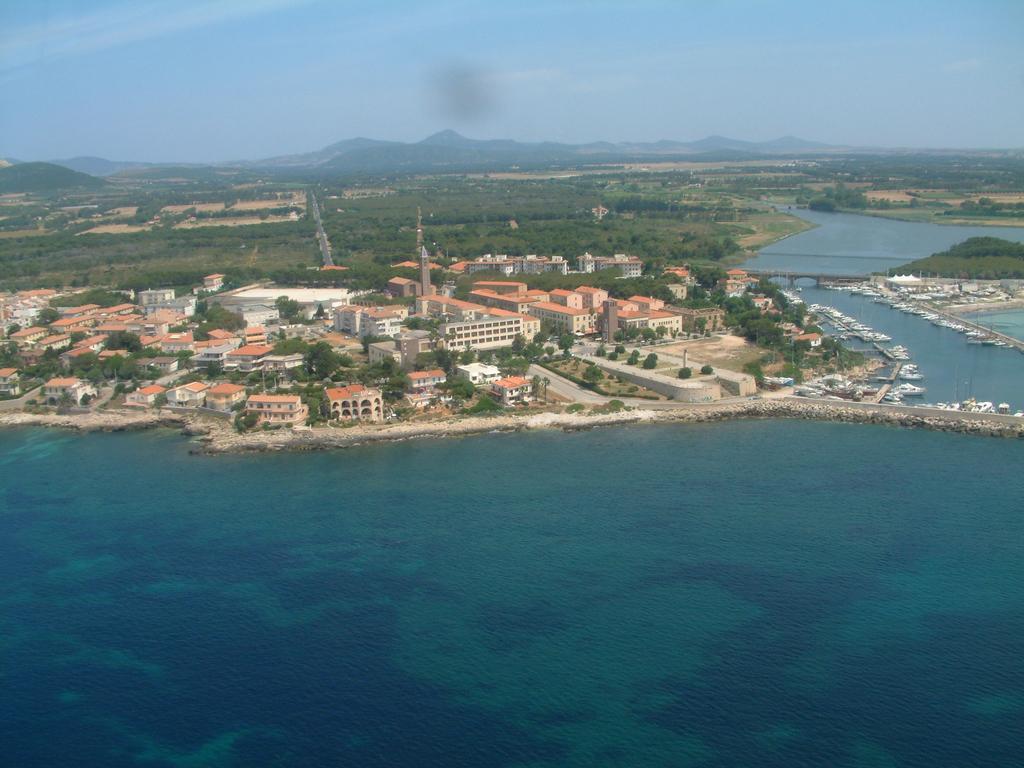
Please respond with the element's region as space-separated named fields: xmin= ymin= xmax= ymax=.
xmin=249 ymin=130 xmax=837 ymax=172
xmin=896 ymin=237 xmax=1024 ymax=279
xmin=50 ymin=156 xmax=156 ymax=177
xmin=16 ymin=131 xmax=840 ymax=178
xmin=0 ymin=162 xmax=107 ymax=193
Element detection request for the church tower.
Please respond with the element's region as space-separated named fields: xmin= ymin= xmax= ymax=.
xmin=417 ymin=207 xmax=433 ymax=296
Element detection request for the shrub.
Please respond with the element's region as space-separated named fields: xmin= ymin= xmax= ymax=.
xmin=700 ymin=364 xmax=714 ymax=375
xmin=678 ymin=367 xmax=692 ymax=379
xmin=642 ymin=353 xmax=658 ymax=369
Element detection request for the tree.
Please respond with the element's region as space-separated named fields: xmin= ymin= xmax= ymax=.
xmin=275 ymin=296 xmax=302 ymax=323
xmin=558 ymin=333 xmax=574 ymax=352
xmin=627 ymin=349 xmax=641 ymax=366
xmin=642 ymin=353 xmax=658 ymax=369
xmin=678 ymin=367 xmax=692 ymax=379
xmin=582 ymin=364 xmax=603 ymax=383
xmin=305 ymin=341 xmax=341 ymax=378
xmin=656 ymin=325 xmax=668 ymax=339
xmin=700 ymin=364 xmax=714 ymax=375
xmin=37 ymin=307 xmax=60 ymax=325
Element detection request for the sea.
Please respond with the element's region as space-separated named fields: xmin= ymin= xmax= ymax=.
xmin=744 ymin=209 xmax=1024 ymax=408
xmin=2 ymin=210 xmax=1024 ymax=767
xmin=2 ymin=423 xmax=1023 ymax=767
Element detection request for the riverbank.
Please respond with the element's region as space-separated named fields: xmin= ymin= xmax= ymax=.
xmin=2 ymin=399 xmax=1020 ymax=453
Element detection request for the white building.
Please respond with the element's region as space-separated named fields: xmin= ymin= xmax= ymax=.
xmin=456 ymin=362 xmax=501 ymax=385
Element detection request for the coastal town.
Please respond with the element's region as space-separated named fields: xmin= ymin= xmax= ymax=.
xmin=2 ymin=213 xmax=1023 ymax=449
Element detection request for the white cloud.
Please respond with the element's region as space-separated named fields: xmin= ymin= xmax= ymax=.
xmin=0 ymin=0 xmax=316 ymax=75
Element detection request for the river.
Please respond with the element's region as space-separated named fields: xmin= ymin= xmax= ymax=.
xmin=743 ymin=209 xmax=1024 ymax=407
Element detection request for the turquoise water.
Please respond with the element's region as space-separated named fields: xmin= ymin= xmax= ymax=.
xmin=2 ymin=424 xmax=1023 ymax=766
xmin=982 ymin=310 xmax=1024 ymax=343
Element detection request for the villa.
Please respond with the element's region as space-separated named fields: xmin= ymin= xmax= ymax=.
xmin=490 ymin=376 xmax=533 ymax=406
xmin=43 ymin=377 xmax=97 ymax=406
xmin=245 ymin=394 xmax=308 ymax=427
xmin=0 ymin=367 xmax=20 ymax=397
xmin=324 ymin=384 xmax=384 ymax=422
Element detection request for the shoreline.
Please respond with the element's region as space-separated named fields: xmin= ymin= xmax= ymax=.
xmin=2 ymin=400 xmax=1020 ymax=454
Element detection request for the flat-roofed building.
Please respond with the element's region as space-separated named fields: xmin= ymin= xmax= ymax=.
xmin=463 ymin=253 xmax=569 ymax=275
xmin=415 ymin=295 xmax=484 ymax=321
xmin=262 ymin=353 xmax=304 ymax=373
xmin=578 ymin=252 xmax=644 ymax=277
xmin=440 ymin=311 xmax=529 ymax=351
xmin=225 ymin=344 xmax=274 ymax=372
xmin=334 ymin=305 xmax=408 ymax=338
xmin=137 ymin=288 xmax=176 ymax=306
xmin=246 ymin=394 xmax=308 ymax=426
xmin=324 ymin=384 xmax=383 ymax=422
xmin=456 ymin=362 xmax=500 ymax=385
xmin=672 ymin=307 xmax=726 ymax=334
xmin=527 ymin=301 xmax=596 ymax=335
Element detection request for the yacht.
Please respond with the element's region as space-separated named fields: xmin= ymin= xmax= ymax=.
xmin=894 ymin=383 xmax=926 ymax=396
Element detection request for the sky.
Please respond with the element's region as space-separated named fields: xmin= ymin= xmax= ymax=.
xmin=1 ymin=0 xmax=1022 ymax=162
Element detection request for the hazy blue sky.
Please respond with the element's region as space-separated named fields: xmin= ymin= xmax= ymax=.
xmin=2 ymin=0 xmax=1022 ymax=161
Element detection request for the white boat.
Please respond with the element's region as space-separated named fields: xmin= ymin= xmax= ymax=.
xmin=894 ymin=383 xmax=926 ymax=396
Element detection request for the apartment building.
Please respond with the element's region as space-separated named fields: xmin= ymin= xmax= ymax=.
xmin=324 ymin=384 xmax=384 ymax=422
xmin=245 ymin=394 xmax=309 ymax=427
xmin=527 ymin=301 xmax=596 ymax=335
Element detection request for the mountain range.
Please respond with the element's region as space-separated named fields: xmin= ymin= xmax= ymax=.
xmin=1 ymin=131 xmax=838 ymax=180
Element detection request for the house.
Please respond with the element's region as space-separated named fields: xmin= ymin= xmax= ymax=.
xmin=224 ymin=344 xmax=273 ymax=372
xmin=490 ymin=376 xmax=533 ymax=406
xmin=262 ymin=353 xmax=304 ymax=373
xmin=795 ymin=332 xmax=823 ymax=348
xmin=125 ymin=384 xmax=167 ymax=407
xmin=456 ymin=362 xmax=501 ymax=385
xmin=243 ymin=326 xmax=268 ymax=345
xmin=207 ymin=328 xmax=238 ymax=342
xmin=407 ymin=368 xmax=446 ymax=392
xmin=167 ymin=381 xmax=209 ymax=407
xmin=324 ymin=384 xmax=384 ymax=421
xmin=751 ymin=295 xmax=774 ymax=313
xmin=205 ymin=383 xmax=247 ymax=411
xmin=43 ymin=377 xmax=97 ymax=406
xmin=10 ymin=326 xmax=47 ymax=346
xmin=0 ymin=367 xmax=20 ymax=397
xmin=36 ymin=333 xmax=72 ymax=352
xmin=193 ymin=341 xmax=239 ymax=369
xmin=146 ymin=356 xmax=180 ymax=374
xmin=160 ymin=332 xmax=195 ymax=353
xmin=245 ymin=394 xmax=308 ymax=427
xmin=203 ymin=273 xmax=225 ymax=292
xmin=719 ymin=268 xmax=758 ymax=297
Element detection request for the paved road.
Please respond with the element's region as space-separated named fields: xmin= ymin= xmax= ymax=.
xmin=309 ymin=192 xmax=333 ymax=267
xmin=527 ymin=364 xmax=605 ymax=404
xmin=0 ymin=385 xmax=41 ymax=411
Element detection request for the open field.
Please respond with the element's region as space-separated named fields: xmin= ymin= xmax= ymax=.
xmin=161 ymin=202 xmax=225 ymax=214
xmin=77 ymin=223 xmax=153 ymax=235
xmin=173 ymin=214 xmax=299 ymax=228
xmin=230 ymin=193 xmax=305 ymax=210
xmin=0 ymin=228 xmax=49 ymax=238
xmin=658 ymin=335 xmax=764 ymax=371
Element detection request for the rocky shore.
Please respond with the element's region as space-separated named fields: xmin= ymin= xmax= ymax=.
xmin=4 ymin=399 xmax=1019 ymax=454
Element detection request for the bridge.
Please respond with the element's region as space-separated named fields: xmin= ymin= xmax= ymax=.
xmin=745 ymin=269 xmax=869 ymax=287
